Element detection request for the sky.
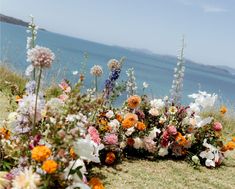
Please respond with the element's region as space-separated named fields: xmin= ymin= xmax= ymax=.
xmin=0 ymin=0 xmax=235 ymax=68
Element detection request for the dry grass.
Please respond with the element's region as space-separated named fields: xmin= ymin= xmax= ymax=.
xmin=91 ymin=155 xmax=235 ymax=189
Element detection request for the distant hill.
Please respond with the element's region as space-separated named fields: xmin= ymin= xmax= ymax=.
xmin=216 ymin=65 xmax=235 ymax=75
xmin=0 ymin=14 xmax=28 ymax=27
xmin=0 ymin=14 xmax=45 ymax=30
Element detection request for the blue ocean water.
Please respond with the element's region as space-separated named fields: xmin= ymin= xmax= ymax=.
xmin=1 ymin=22 xmax=235 ymax=105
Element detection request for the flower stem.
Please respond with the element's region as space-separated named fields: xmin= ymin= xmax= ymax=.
xmin=33 ymin=67 xmax=42 ymax=131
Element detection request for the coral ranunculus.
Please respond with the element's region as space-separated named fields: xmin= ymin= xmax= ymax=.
xmin=42 ymin=160 xmax=58 ymax=174
xmin=31 ymin=146 xmax=51 ymax=162
xmin=89 ymin=177 xmax=105 ymax=189
xmin=105 ymin=152 xmax=116 ymax=165
xmin=127 ymin=95 xmax=141 ymax=109
xmin=136 ymin=121 xmax=147 ymax=131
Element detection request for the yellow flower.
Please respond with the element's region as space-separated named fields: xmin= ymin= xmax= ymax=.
xmin=0 ymin=127 xmax=10 ymax=140
xmin=70 ymin=148 xmax=77 ymax=159
xmin=31 ymin=146 xmax=51 ymax=162
xmin=169 ymin=106 xmax=178 ymax=115
xmin=220 ymin=106 xmax=227 ymax=115
xmin=127 ymin=95 xmax=141 ymax=109
xmin=42 ymin=160 xmax=58 ymax=174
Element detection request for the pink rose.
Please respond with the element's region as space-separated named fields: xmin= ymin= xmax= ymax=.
xmin=167 ymin=125 xmax=177 ymax=135
xmin=88 ymin=126 xmax=101 ymax=144
xmin=213 ymin=122 xmax=223 ymax=132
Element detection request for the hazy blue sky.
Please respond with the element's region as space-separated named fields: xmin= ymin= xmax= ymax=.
xmin=1 ymin=0 xmax=235 ymax=67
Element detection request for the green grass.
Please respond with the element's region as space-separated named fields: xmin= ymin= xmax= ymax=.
xmin=0 ymin=65 xmax=27 ymax=96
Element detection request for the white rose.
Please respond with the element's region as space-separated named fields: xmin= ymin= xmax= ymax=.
xmin=133 ymin=137 xmax=144 ymax=149
xmin=158 ymin=148 xmax=168 ymax=157
xmin=149 ymin=108 xmax=159 ymax=116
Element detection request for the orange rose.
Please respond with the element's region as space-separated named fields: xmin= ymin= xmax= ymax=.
xmin=105 ymin=152 xmax=116 ymax=165
xmin=42 ymin=160 xmax=58 ymax=174
xmin=31 ymin=146 xmax=51 ymax=162
xmin=127 ymin=95 xmax=141 ymax=109
xmin=136 ymin=121 xmax=147 ymax=131
xmin=89 ymin=177 xmax=105 ymax=189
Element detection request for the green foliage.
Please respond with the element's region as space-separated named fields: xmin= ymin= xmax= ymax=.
xmin=44 ymin=84 xmax=63 ymax=100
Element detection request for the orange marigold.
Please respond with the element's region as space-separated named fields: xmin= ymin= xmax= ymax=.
xmin=115 ymin=114 xmax=123 ymax=122
xmin=89 ymin=177 xmax=105 ymax=189
xmin=127 ymin=95 xmax=141 ymax=109
xmin=122 ymin=113 xmax=138 ymax=129
xmin=220 ymin=106 xmax=227 ymax=115
xmin=232 ymin=137 xmax=235 ymax=143
xmin=105 ymin=152 xmax=116 ymax=165
xmin=225 ymin=141 xmax=235 ymax=151
xmin=42 ymin=160 xmax=58 ymax=174
xmin=0 ymin=127 xmax=10 ymax=139
xmin=136 ymin=121 xmax=147 ymax=131
xmin=175 ymin=132 xmax=187 ymax=146
xmin=31 ymin=146 xmax=51 ymax=162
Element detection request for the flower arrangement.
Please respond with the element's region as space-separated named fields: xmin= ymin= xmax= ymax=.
xmin=0 ymin=17 xmax=234 ymax=189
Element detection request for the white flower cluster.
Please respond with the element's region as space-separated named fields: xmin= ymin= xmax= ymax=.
xmin=26 ymin=15 xmax=38 ymax=50
xmin=170 ymin=37 xmax=185 ymax=104
xmin=90 ymin=65 xmax=103 ymax=77
xmin=199 ymin=139 xmax=224 ymax=167
xmin=149 ymin=99 xmax=165 ymax=116
xmin=27 ymin=45 xmax=55 ymax=68
xmin=187 ymin=91 xmax=217 ymax=128
xmin=126 ymin=68 xmax=137 ymax=96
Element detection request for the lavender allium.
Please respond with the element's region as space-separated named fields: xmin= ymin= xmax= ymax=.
xmin=90 ymin=65 xmax=103 ymax=77
xmin=126 ymin=68 xmax=137 ymax=96
xmin=27 ymin=45 xmax=55 ymax=68
xmin=25 ymin=80 xmax=36 ymax=95
xmin=107 ymin=59 xmax=121 ymax=71
xmin=170 ymin=36 xmax=186 ymax=104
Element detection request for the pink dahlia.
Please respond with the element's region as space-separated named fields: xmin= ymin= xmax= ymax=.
xmin=88 ymin=126 xmax=101 ymax=144
xmin=103 ymin=133 xmax=118 ymax=145
xmin=143 ymin=137 xmax=157 ymax=153
xmin=213 ymin=122 xmax=223 ymax=132
xmin=167 ymin=125 xmax=177 ymax=135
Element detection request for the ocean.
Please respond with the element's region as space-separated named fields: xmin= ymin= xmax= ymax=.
xmin=1 ymin=22 xmax=235 ymax=105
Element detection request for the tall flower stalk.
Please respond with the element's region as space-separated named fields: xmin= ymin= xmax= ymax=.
xmin=90 ymin=65 xmax=103 ymax=94
xmin=27 ymin=46 xmax=55 ymax=130
xmin=26 ymin=15 xmax=38 ymax=80
xmin=170 ymin=36 xmax=186 ymax=104
xmin=104 ymin=57 xmax=125 ymax=99
xmin=126 ymin=68 xmax=137 ymax=97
